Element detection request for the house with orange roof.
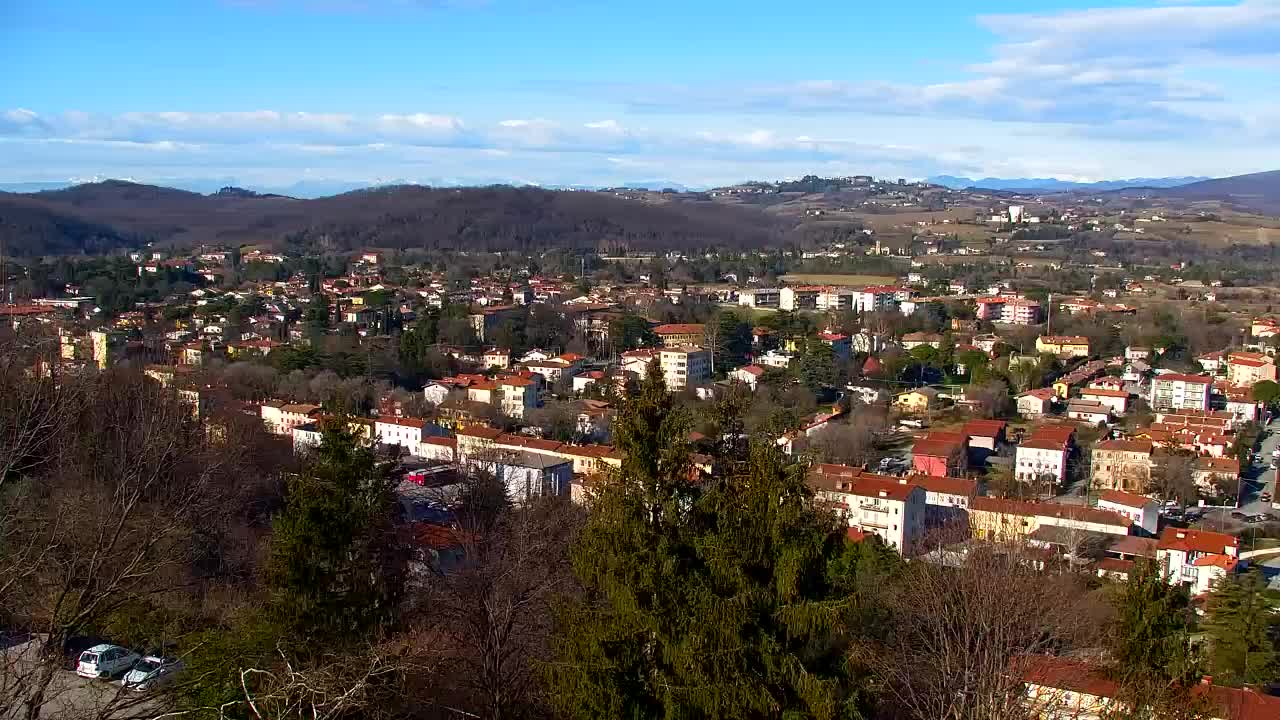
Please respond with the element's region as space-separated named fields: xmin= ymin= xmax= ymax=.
xmin=1156 ymin=527 xmax=1238 ymax=595
xmin=1019 ymin=655 xmax=1280 ymax=720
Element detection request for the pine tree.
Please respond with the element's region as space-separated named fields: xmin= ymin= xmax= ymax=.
xmin=1203 ymin=568 xmax=1279 ymax=687
xmin=547 ymin=369 xmax=867 ymax=719
xmin=1105 ymin=559 xmax=1204 ymax=719
xmin=267 ymin=418 xmax=404 ymax=645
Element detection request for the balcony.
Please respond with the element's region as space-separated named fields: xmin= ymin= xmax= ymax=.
xmin=859 ymin=502 xmax=890 ymax=513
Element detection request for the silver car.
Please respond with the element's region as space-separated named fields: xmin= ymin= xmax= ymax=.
xmin=76 ymin=644 xmax=140 ymax=679
xmin=121 ymin=656 xmax=185 ymax=691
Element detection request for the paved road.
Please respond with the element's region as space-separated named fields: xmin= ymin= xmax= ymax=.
xmin=1194 ymin=415 xmax=1279 ymax=534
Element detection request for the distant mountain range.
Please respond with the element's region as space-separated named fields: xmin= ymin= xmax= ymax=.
xmin=0 ymin=177 xmax=697 ymax=198
xmin=927 ymin=175 xmax=1210 ymax=192
xmin=0 ymin=180 xmax=781 ymax=257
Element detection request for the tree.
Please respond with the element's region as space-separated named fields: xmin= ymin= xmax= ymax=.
xmin=1106 ymin=558 xmax=1203 ymax=717
xmin=1150 ymin=452 xmax=1199 ymax=504
xmin=267 ymin=419 xmax=404 ymax=645
xmin=548 ymin=372 xmax=868 ymax=719
xmin=1202 ymin=568 xmax=1279 ymax=687
xmin=1252 ymin=379 xmax=1280 ymax=407
xmin=609 ymin=313 xmax=658 ymax=351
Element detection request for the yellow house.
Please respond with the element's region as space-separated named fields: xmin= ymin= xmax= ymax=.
xmin=1036 ymin=335 xmax=1090 ymax=358
xmin=895 ymin=387 xmax=939 ymax=413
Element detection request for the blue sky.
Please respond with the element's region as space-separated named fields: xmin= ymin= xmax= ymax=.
xmin=3 ymin=0 xmax=1280 ymax=190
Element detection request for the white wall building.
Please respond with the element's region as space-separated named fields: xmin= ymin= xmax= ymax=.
xmin=808 ymin=472 xmax=926 ymax=555
xmin=1097 ymin=490 xmax=1159 ymax=537
xmin=660 ymin=346 xmax=711 ymax=390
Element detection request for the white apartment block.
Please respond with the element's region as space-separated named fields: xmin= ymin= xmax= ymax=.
xmin=1148 ymin=373 xmax=1211 ymax=412
xmin=738 ymin=288 xmax=781 ymax=309
xmin=808 ymin=472 xmax=926 ymax=555
xmin=1014 ymin=439 xmax=1068 ymax=484
xmin=659 ymin=346 xmax=711 ymax=391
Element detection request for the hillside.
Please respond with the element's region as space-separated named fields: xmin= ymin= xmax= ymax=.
xmin=0 ymin=181 xmax=786 ymax=256
xmin=1152 ymin=170 xmax=1280 ymax=213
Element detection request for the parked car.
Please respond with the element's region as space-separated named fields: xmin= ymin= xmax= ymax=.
xmin=1261 ymin=492 xmax=1273 ymax=503
xmin=75 ymin=644 xmax=140 ymax=679
xmin=1231 ymin=511 xmax=1248 ymax=520
xmin=1248 ymin=514 xmax=1269 ymax=524
xmin=122 ymin=656 xmax=185 ymax=691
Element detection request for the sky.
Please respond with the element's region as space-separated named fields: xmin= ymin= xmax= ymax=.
xmin=3 ymin=0 xmax=1280 ymax=191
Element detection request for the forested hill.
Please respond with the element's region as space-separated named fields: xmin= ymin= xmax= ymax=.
xmin=0 ymin=181 xmax=785 ymax=257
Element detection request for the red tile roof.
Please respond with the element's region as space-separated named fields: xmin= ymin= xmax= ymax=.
xmin=1153 ymin=373 xmax=1212 ymax=384
xmin=1158 ymin=527 xmax=1238 ymax=555
xmin=808 ymin=471 xmax=918 ymax=502
xmin=911 ymin=438 xmax=965 ymax=457
xmin=1095 ymin=438 xmax=1153 ymax=454
xmin=653 ymin=323 xmax=705 ymax=336
xmin=1097 ymin=489 xmax=1154 ymax=509
xmin=972 ymin=497 xmax=1131 ymax=527
xmin=962 ymin=419 xmax=1006 ymax=438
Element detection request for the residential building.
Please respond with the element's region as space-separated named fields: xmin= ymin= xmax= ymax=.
xmin=817 ymin=332 xmax=851 ymax=360
xmin=1015 ymin=437 xmax=1068 ymax=485
xmin=1149 ymin=373 xmax=1212 ymax=412
xmin=653 ymin=323 xmax=705 ymax=347
xmin=659 ymin=346 xmax=711 ymax=391
xmin=467 ymin=451 xmax=573 ymax=505
xmin=1097 ymin=490 xmax=1159 ymax=537
xmin=1017 ymin=388 xmax=1056 ymax=417
xmin=1090 ymin=439 xmax=1153 ymax=494
xmin=1066 ymin=400 xmax=1110 ymax=425
xmin=422 ymin=382 xmax=451 ymax=406
xmin=969 ymin=497 xmax=1131 ymax=541
xmin=89 ymin=329 xmax=125 ymax=370
xmin=779 ymin=286 xmax=820 ymax=311
xmin=1079 ymin=387 xmax=1129 ymax=415
xmin=1197 ymin=350 xmax=1225 ymax=374
xmin=621 ymin=349 xmax=659 ymax=378
xmin=482 ymin=348 xmax=511 ymax=369
xmin=974 ymin=296 xmax=1042 ymax=325
xmin=1156 ymin=527 xmax=1238 ymax=596
xmin=1125 ymin=346 xmax=1152 ymax=361
xmin=1226 ymin=352 xmax=1277 ymax=387
xmin=962 ymin=419 xmax=1006 ymax=464
xmin=375 ymin=416 xmax=429 ymax=454
xmin=738 ymin=287 xmax=781 ymax=309
xmin=1019 ymin=655 xmax=1280 ymax=720
xmin=498 ymin=375 xmax=539 ymax=418
xmin=911 ymin=436 xmax=967 ymax=477
xmin=901 ymin=332 xmax=943 ymax=350
xmin=1035 ymin=335 xmax=1091 ymax=358
xmin=729 ymin=364 xmax=765 ymax=389
xmin=807 ymin=471 xmax=926 ymax=555
xmin=895 ymin=387 xmax=939 ymax=413
xmin=757 ymin=350 xmax=793 ymax=368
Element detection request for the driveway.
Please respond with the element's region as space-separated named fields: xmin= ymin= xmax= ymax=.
xmin=1 ymin=637 xmax=161 ymax=720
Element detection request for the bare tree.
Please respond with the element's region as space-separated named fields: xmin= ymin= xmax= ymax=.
xmin=1 ymin=368 xmax=262 ymax=720
xmin=1149 ymin=452 xmax=1199 ymax=504
xmin=407 ymin=483 xmax=582 ymax=720
xmin=866 ymin=543 xmax=1105 ymax=720
xmin=802 ymin=409 xmax=887 ymax=467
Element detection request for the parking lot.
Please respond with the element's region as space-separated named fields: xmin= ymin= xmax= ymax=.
xmin=1 ymin=636 xmax=161 ymax=720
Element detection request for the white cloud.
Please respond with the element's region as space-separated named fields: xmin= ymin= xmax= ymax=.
xmin=625 ymin=1 xmax=1279 ymax=138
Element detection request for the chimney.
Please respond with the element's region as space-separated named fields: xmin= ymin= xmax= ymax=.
xmin=1176 ymin=531 xmax=1187 ymax=539
xmin=1200 ymin=676 xmax=1212 ymax=686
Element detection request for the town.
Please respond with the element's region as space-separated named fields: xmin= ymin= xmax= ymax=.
xmin=3 ymin=172 xmax=1280 ymax=718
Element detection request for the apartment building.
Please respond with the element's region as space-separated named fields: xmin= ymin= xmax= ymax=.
xmin=974 ymin=296 xmax=1042 ymax=325
xmin=807 ymin=471 xmax=926 ymax=555
xmin=1097 ymin=490 xmax=1159 ymax=536
xmin=1015 ymin=437 xmax=1069 ymax=485
xmin=1226 ymin=351 xmax=1277 ymax=386
xmin=659 ymin=346 xmax=711 ymax=390
xmin=1090 ymin=439 xmax=1153 ymax=494
xmin=1035 ymin=335 xmax=1091 ymax=358
xmin=653 ymin=323 xmax=706 ymax=347
xmin=1149 ymin=373 xmax=1212 ymax=412
xmin=738 ymin=287 xmax=781 ymax=309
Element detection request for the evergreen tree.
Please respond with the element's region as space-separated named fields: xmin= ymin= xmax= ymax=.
xmin=267 ymin=419 xmax=404 ymax=646
xmin=1203 ymin=568 xmax=1279 ymax=687
xmin=1105 ymin=559 xmax=1203 ymax=719
xmin=548 ymin=369 xmax=867 ymax=719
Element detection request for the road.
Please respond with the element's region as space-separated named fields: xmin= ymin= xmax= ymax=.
xmin=1194 ymin=415 xmax=1279 ymax=535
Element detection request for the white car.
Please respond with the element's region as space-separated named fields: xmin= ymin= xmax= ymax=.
xmin=75 ymin=644 xmax=140 ymax=679
xmin=122 ymin=656 xmax=185 ymax=691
